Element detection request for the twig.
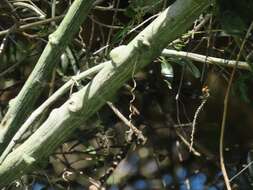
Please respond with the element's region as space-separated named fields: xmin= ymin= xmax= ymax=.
xmin=13 ymin=2 xmax=46 ymax=19
xmin=174 ymin=123 xmax=192 ymax=128
xmin=89 ymin=16 xmax=123 ymax=29
xmin=190 ymin=14 xmax=211 ymax=35
xmin=0 ymin=15 xmax=64 ymax=37
xmin=161 ymin=49 xmax=250 ymax=70
xmin=127 ymin=13 xmax=159 ymax=35
xmin=3 ymin=0 xmax=21 ymax=20
xmin=88 ymin=15 xmax=96 ymax=50
xmin=174 ymin=129 xmax=201 ymax=156
xmin=94 ymin=5 xmax=125 ymax=12
xmin=105 ymin=0 xmax=120 ymax=55
xmin=51 ymin=0 xmax=57 ymax=26
xmin=0 ymin=25 xmax=17 ymax=57
xmin=107 ymin=101 xmax=146 ymax=144
xmin=93 ymin=44 xmax=109 ymax=55
xmin=219 ymin=22 xmax=253 ymax=190
xmin=0 ymin=61 xmax=107 ymax=163
xmin=229 ymin=160 xmax=253 ymax=182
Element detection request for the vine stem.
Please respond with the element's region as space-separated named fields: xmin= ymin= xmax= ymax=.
xmin=219 ymin=22 xmax=253 ymax=190
xmin=190 ymin=94 xmax=208 ymax=152
xmin=129 ymin=59 xmax=137 ymax=123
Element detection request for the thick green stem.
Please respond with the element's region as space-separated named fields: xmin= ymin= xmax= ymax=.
xmin=0 ymin=0 xmax=213 ymax=186
xmin=0 ymin=0 xmax=96 ymax=153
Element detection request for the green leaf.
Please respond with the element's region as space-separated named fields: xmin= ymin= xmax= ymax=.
xmin=173 ymin=58 xmax=200 ymax=78
xmin=112 ymin=24 xmax=132 ymax=44
xmin=185 ymin=59 xmax=200 ymax=78
xmin=246 ymin=51 xmax=253 ymax=72
xmin=159 ymin=57 xmax=174 ymax=89
xmin=160 ymin=57 xmax=173 ymax=78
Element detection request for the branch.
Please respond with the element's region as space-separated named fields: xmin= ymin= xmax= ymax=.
xmin=0 ymin=0 xmax=96 ymax=154
xmin=0 ymin=61 xmax=107 ymax=163
xmin=161 ymin=49 xmax=250 ymax=70
xmin=0 ymin=0 xmax=213 ymax=186
xmin=0 ymin=15 xmax=64 ymax=37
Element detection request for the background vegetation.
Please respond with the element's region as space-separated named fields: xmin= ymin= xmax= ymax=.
xmin=0 ymin=0 xmax=253 ymax=189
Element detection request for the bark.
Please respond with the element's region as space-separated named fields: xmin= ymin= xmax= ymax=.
xmin=0 ymin=0 xmax=213 ymax=187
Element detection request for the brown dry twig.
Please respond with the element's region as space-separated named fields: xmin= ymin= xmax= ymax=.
xmin=107 ymin=101 xmax=146 ymax=144
xmin=219 ymin=22 xmax=253 ymax=190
